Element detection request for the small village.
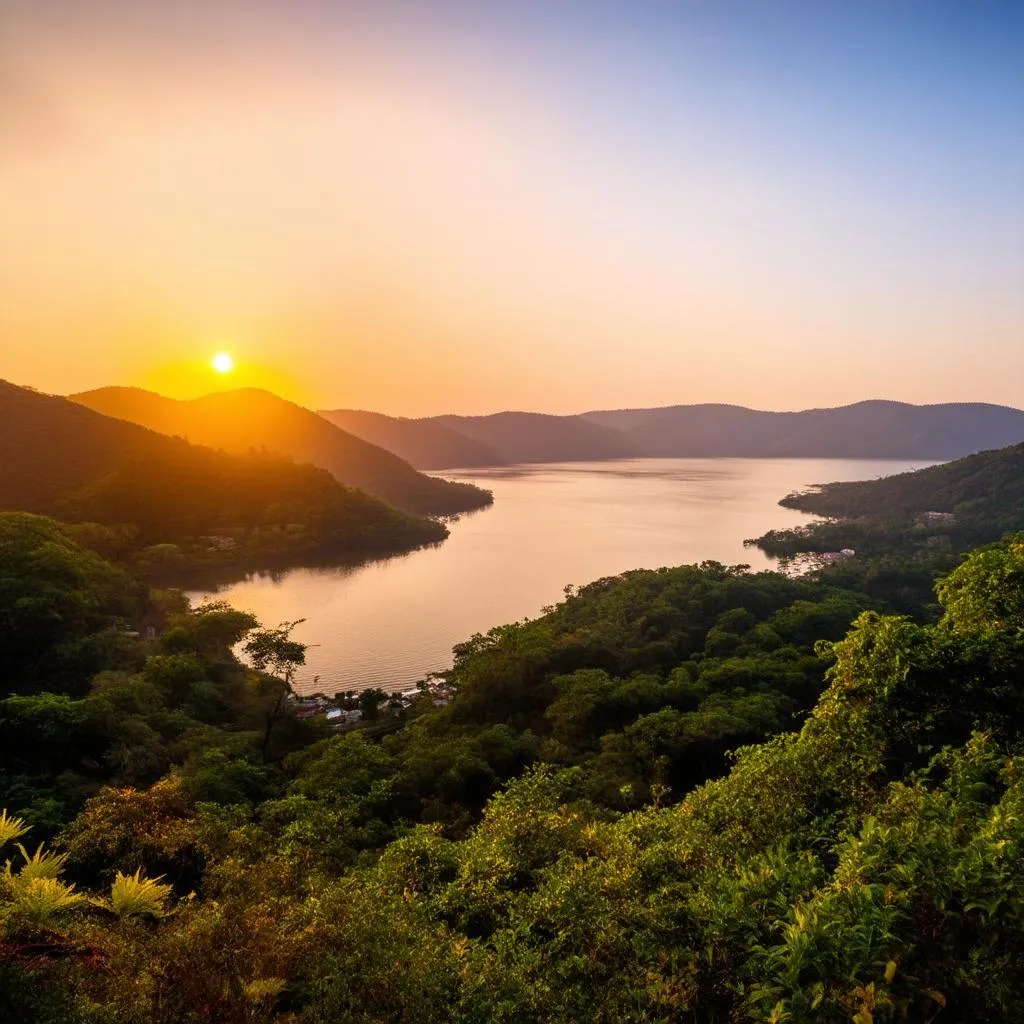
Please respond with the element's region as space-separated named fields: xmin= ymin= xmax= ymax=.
xmin=288 ymin=680 xmax=455 ymax=730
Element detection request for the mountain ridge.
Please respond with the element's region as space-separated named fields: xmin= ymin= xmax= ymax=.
xmin=317 ymin=399 xmax=1024 ymax=468
xmin=319 ymin=408 xmax=501 ymax=470
xmin=71 ymin=386 xmax=491 ymax=516
xmin=0 ymin=378 xmax=446 ymax=555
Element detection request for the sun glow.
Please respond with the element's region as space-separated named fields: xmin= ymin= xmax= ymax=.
xmin=211 ymin=352 xmax=235 ymax=374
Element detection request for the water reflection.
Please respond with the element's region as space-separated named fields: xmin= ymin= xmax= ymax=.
xmin=162 ymin=544 xmax=445 ymax=593
xmin=184 ymin=457 xmax=934 ymax=695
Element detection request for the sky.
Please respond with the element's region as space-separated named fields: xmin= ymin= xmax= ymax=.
xmin=2 ymin=1 xmax=1022 ymax=416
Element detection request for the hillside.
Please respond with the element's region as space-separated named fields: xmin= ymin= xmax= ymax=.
xmin=0 ymin=379 xmax=445 ymax=556
xmin=6 ymin=516 xmax=1024 ymax=1021
xmin=319 ymin=408 xmax=502 ymax=469
xmin=583 ymin=399 xmax=1024 ymax=458
xmin=0 ymin=381 xmax=162 ymax=513
xmin=779 ymin=440 xmax=1024 ymax=528
xmin=428 ymin=411 xmax=638 ymax=464
xmin=748 ymin=440 xmax=1024 ymax=582
xmin=71 ymin=387 xmax=491 ymax=515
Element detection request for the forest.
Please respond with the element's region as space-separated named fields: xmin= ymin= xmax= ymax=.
xmin=4 ymin=498 xmax=1024 ymax=1022
xmin=777 ymin=442 xmax=1024 ymax=527
xmin=750 ymin=441 xmax=1024 ymax=614
xmin=0 ymin=380 xmax=452 ymax=571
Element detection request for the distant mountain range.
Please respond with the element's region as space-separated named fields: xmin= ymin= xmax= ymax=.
xmin=71 ymin=387 xmax=491 ymax=516
xmin=319 ymin=400 xmax=1024 ymax=468
xmin=0 ymin=379 xmax=445 ymax=553
xmin=583 ymin=402 xmax=1024 ymax=459
xmin=320 ymin=410 xmax=501 ymax=470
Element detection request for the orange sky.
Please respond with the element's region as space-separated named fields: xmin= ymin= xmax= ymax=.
xmin=2 ymin=3 xmax=1022 ymax=415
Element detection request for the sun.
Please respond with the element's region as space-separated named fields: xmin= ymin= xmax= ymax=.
xmin=211 ymin=352 xmax=234 ymax=374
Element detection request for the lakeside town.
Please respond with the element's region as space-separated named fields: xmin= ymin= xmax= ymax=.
xmin=288 ymin=679 xmax=455 ymax=730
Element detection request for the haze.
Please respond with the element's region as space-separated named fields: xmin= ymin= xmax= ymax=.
xmin=2 ymin=1 xmax=1022 ymax=414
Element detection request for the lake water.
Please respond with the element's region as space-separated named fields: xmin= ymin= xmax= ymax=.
xmin=185 ymin=457 xmax=932 ymax=695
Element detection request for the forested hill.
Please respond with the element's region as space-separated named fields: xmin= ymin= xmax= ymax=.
xmin=322 ymin=399 xmax=1024 ymax=468
xmin=320 ymin=409 xmax=502 ymax=469
xmin=0 ymin=379 xmax=445 ymax=558
xmin=748 ymin=439 xmax=1024 ymax=575
xmin=71 ymin=387 xmax=491 ymax=516
xmin=780 ymin=441 xmax=1024 ymax=529
xmin=6 ymin=508 xmax=1024 ymax=1020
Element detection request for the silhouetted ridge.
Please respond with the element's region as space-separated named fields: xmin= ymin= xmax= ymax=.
xmin=71 ymin=386 xmax=491 ymax=515
xmin=312 ymin=400 xmax=1024 ymax=469
xmin=582 ymin=400 xmax=1024 ymax=459
xmin=425 ymin=411 xmax=638 ymax=464
xmin=0 ymin=379 xmax=445 ymax=554
xmin=319 ymin=408 xmax=501 ymax=469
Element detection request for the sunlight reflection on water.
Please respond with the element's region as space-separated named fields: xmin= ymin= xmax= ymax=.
xmin=184 ymin=457 xmax=934 ymax=694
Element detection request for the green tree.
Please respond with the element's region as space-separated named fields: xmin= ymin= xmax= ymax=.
xmin=0 ymin=512 xmax=135 ymax=692
xmin=244 ymin=620 xmax=307 ymax=760
xmin=357 ymin=687 xmax=388 ymax=721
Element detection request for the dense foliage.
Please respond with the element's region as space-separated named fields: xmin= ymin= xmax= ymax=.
xmin=778 ymin=442 xmax=1024 ymax=525
xmin=754 ymin=442 xmax=1024 ymax=565
xmin=5 ymin=503 xmax=1024 ymax=1021
xmin=65 ymin=445 xmax=447 ymax=555
xmin=749 ymin=440 xmax=1024 ymax=622
xmin=0 ymin=379 xmax=447 ymax=568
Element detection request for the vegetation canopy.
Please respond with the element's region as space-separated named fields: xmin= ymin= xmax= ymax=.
xmin=3 ymin=491 xmax=1024 ymax=1020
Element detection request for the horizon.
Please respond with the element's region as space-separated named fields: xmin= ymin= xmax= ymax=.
xmin=47 ymin=379 xmax=1024 ymax=420
xmin=3 ymin=2 xmax=1022 ymax=414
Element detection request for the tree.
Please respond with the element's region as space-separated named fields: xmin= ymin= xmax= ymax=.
xmin=243 ymin=621 xmax=307 ymax=760
xmin=0 ymin=512 xmax=135 ymax=692
xmin=357 ymin=687 xmax=388 ymax=722
xmin=937 ymin=540 xmax=1024 ymax=632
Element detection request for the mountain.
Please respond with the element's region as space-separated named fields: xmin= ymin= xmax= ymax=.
xmin=778 ymin=440 xmax=1024 ymax=529
xmin=748 ymin=438 xmax=1024 ymax=577
xmin=313 ymin=400 xmax=1024 ymax=470
xmin=426 ymin=412 xmax=638 ymax=464
xmin=70 ymin=387 xmax=491 ymax=515
xmin=582 ymin=400 xmax=1024 ymax=459
xmin=0 ymin=379 xmax=445 ymax=553
xmin=319 ymin=409 xmax=501 ymax=470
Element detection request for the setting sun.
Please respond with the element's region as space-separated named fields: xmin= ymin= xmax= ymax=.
xmin=211 ymin=352 xmax=235 ymax=374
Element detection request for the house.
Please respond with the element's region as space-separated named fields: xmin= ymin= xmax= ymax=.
xmin=818 ymin=549 xmax=856 ymax=563
xmin=330 ymin=708 xmax=362 ymax=725
xmin=919 ymin=511 xmax=957 ymax=524
xmin=292 ymin=705 xmax=327 ymax=720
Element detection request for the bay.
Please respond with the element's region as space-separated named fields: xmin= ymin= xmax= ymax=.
xmin=184 ymin=457 xmax=934 ymax=694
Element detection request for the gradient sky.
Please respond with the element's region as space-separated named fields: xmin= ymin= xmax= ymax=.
xmin=2 ymin=1 xmax=1022 ymax=415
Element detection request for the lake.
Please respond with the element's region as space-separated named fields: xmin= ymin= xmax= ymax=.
xmin=185 ymin=457 xmax=933 ymax=695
